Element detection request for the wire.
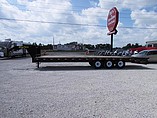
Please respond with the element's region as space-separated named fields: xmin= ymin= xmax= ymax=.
xmin=0 ymin=17 xmax=106 ymax=27
xmin=1 ymin=17 xmax=157 ymax=29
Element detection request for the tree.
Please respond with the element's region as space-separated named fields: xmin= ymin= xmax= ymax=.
xmin=122 ymin=43 xmax=142 ymax=50
xmin=32 ymin=42 xmax=37 ymax=46
xmin=95 ymin=44 xmax=111 ymax=50
xmin=84 ymin=44 xmax=95 ymax=49
xmin=66 ymin=42 xmax=78 ymax=45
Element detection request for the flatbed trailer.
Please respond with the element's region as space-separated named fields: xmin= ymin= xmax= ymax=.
xmin=26 ymin=45 xmax=148 ymax=69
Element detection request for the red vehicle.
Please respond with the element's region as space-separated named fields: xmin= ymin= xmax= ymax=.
xmin=129 ymin=46 xmax=157 ymax=54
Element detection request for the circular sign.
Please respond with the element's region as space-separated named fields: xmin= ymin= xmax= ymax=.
xmin=107 ymin=7 xmax=119 ymax=32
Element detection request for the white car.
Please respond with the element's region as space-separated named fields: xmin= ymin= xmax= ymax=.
xmin=131 ymin=49 xmax=157 ymax=63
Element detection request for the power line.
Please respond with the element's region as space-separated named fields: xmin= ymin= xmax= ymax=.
xmin=0 ymin=17 xmax=157 ymax=29
xmin=0 ymin=17 xmax=106 ymax=27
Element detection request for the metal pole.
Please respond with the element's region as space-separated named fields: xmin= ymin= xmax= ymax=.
xmin=37 ymin=62 xmax=40 ymax=68
xmin=111 ymin=34 xmax=113 ymax=52
xmin=53 ymin=35 xmax=54 ymax=50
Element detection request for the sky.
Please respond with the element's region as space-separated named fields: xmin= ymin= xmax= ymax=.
xmin=0 ymin=0 xmax=157 ymax=47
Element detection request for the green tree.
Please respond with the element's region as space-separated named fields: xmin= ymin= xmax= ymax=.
xmin=84 ymin=44 xmax=95 ymax=49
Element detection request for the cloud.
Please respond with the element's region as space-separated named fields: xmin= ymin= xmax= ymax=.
xmin=131 ymin=9 xmax=157 ymax=27
xmin=0 ymin=0 xmax=73 ymax=43
xmin=122 ymin=0 xmax=157 ymax=10
xmin=0 ymin=0 xmax=157 ymax=47
xmin=98 ymin=0 xmax=157 ymax=10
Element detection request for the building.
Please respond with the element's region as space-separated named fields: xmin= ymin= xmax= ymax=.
xmin=129 ymin=40 xmax=157 ymax=54
xmin=53 ymin=42 xmax=83 ymax=51
xmin=146 ymin=40 xmax=157 ymax=47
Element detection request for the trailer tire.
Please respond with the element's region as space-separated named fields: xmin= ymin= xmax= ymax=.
xmin=105 ymin=60 xmax=113 ymax=69
xmin=116 ymin=60 xmax=125 ymax=69
xmin=94 ymin=61 xmax=102 ymax=69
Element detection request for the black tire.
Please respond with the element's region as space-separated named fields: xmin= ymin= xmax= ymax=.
xmin=105 ymin=60 xmax=113 ymax=69
xmin=94 ymin=61 xmax=102 ymax=69
xmin=116 ymin=60 xmax=125 ymax=69
xmin=89 ymin=61 xmax=94 ymax=67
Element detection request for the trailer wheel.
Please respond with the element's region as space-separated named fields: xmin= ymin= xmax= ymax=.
xmin=94 ymin=61 xmax=102 ymax=69
xmin=116 ymin=60 xmax=125 ymax=69
xmin=105 ymin=60 xmax=113 ymax=69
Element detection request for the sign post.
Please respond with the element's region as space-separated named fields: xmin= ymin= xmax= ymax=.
xmin=111 ymin=34 xmax=113 ymax=52
xmin=107 ymin=7 xmax=119 ymax=52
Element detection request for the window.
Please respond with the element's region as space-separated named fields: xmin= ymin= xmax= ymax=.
xmin=147 ymin=51 xmax=157 ymax=55
xmin=153 ymin=44 xmax=157 ymax=47
xmin=147 ymin=44 xmax=152 ymax=47
xmin=139 ymin=50 xmax=148 ymax=55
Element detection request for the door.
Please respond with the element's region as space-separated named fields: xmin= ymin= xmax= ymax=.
xmin=147 ymin=51 xmax=157 ymax=62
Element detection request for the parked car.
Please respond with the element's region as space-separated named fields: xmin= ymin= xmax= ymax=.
xmin=131 ymin=49 xmax=157 ymax=63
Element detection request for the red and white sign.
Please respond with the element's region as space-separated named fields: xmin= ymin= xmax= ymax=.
xmin=107 ymin=7 xmax=119 ymax=32
xmin=107 ymin=29 xmax=118 ymax=35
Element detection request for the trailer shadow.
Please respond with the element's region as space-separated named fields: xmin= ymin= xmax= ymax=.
xmin=124 ymin=65 xmax=154 ymax=70
xmin=0 ymin=56 xmax=30 ymax=60
xmin=36 ymin=65 xmax=153 ymax=71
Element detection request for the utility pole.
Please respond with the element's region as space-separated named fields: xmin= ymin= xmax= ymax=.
xmin=53 ymin=36 xmax=54 ymax=46
xmin=53 ymin=35 xmax=55 ymax=50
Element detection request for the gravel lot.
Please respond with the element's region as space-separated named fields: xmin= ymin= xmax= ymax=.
xmin=0 ymin=57 xmax=157 ymax=118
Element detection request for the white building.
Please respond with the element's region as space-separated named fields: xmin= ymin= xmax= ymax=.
xmin=53 ymin=43 xmax=83 ymax=51
xmin=146 ymin=40 xmax=157 ymax=47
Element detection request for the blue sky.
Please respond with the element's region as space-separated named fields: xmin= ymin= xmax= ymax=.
xmin=0 ymin=0 xmax=157 ymax=47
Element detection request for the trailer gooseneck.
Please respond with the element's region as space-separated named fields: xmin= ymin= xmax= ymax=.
xmin=26 ymin=45 xmax=148 ymax=69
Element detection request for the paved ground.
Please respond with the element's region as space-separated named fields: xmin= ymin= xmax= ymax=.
xmin=0 ymin=57 xmax=157 ymax=118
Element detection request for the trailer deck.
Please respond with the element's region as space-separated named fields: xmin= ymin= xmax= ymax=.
xmin=26 ymin=45 xmax=148 ymax=69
